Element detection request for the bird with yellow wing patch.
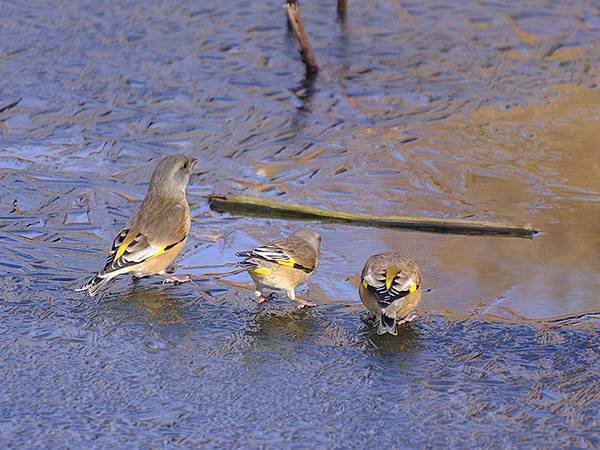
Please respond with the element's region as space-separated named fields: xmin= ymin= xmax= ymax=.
xmin=359 ymin=252 xmax=422 ymax=335
xmin=236 ymin=229 xmax=321 ymax=308
xmin=78 ymin=154 xmax=196 ymax=297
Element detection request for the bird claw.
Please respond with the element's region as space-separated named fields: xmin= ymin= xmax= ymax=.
xmin=360 ymin=313 xmax=378 ymax=326
xmin=162 ymin=273 xmax=192 ymax=284
xmin=397 ymin=312 xmax=417 ymax=325
xmin=257 ymin=292 xmax=276 ymax=304
xmin=295 ymin=298 xmax=317 ymax=309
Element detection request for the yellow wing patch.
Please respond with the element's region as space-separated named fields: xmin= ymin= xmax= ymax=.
xmin=275 ymin=258 xmax=297 ymax=268
xmin=409 ymin=283 xmax=417 ymax=293
xmin=115 ymin=231 xmax=137 ymax=259
xmin=385 ymin=269 xmax=399 ymax=290
xmin=146 ymin=247 xmax=167 ymax=262
xmin=362 ymin=279 xmax=368 ymax=289
xmin=249 ymin=266 xmax=273 ymax=277
xmin=144 ymin=240 xmax=184 ymax=263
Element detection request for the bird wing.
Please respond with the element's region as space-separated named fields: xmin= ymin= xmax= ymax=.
xmin=101 ymin=201 xmax=189 ymax=275
xmin=362 ymin=262 xmax=421 ymax=308
xmin=101 ymin=227 xmax=185 ymax=275
xmin=236 ymin=237 xmax=315 ymax=273
xmin=277 ymin=236 xmax=317 ymax=272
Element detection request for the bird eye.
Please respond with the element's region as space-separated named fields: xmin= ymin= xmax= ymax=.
xmin=182 ymin=162 xmax=188 ymax=169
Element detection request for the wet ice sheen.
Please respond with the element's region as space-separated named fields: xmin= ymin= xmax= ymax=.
xmin=0 ymin=0 xmax=599 ymax=448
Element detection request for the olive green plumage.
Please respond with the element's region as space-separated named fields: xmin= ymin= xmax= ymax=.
xmin=236 ymin=229 xmax=321 ymax=308
xmin=78 ymin=154 xmax=196 ymax=297
xmin=359 ymin=252 xmax=422 ymax=335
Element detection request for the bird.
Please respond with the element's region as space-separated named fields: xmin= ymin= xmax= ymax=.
xmin=358 ymin=252 xmax=422 ymax=335
xmin=77 ymin=154 xmax=197 ymax=297
xmin=235 ymin=229 xmax=321 ymax=308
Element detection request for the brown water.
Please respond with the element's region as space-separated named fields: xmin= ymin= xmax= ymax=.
xmin=1 ymin=0 xmax=599 ymax=447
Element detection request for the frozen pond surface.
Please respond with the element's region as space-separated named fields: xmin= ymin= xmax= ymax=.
xmin=0 ymin=0 xmax=599 ymax=447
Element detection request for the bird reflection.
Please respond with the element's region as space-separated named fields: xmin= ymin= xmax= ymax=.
xmin=245 ymin=304 xmax=321 ymax=343
xmin=113 ymin=285 xmax=192 ymax=325
xmin=356 ymin=312 xmax=420 ymax=354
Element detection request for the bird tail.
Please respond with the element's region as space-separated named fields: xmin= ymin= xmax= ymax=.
xmin=235 ymin=260 xmax=256 ymax=270
xmin=76 ymin=273 xmax=113 ymax=297
xmin=233 ymin=253 xmax=260 ymax=270
xmin=377 ymin=311 xmax=398 ymax=336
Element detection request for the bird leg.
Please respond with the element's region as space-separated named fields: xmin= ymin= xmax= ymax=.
xmin=162 ymin=273 xmax=192 ymax=284
xmin=132 ymin=275 xmax=143 ymax=284
xmin=286 ymin=288 xmax=317 ymax=309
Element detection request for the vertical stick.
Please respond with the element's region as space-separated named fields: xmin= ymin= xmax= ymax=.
xmin=337 ymin=0 xmax=347 ymax=22
xmin=285 ymin=0 xmax=319 ymax=73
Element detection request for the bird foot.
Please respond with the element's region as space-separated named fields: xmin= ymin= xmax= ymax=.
xmin=295 ymin=297 xmax=317 ymax=309
xmin=360 ymin=313 xmax=378 ymax=326
xmin=162 ymin=273 xmax=192 ymax=284
xmin=397 ymin=312 xmax=417 ymax=325
xmin=257 ymin=292 xmax=276 ymax=304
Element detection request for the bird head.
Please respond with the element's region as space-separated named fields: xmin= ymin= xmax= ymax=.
xmin=149 ymin=154 xmax=197 ymax=197
xmin=294 ymin=229 xmax=321 ymax=253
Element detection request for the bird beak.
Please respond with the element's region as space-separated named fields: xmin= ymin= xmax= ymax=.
xmin=189 ymin=159 xmax=206 ymax=177
xmin=188 ymin=158 xmax=198 ymax=174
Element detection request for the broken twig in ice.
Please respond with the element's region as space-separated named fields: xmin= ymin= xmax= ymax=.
xmin=285 ymin=0 xmax=319 ymax=73
xmin=337 ymin=0 xmax=347 ymax=22
xmin=208 ymin=194 xmax=539 ymax=238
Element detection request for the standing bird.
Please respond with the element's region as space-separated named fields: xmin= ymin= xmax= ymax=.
xmin=78 ymin=154 xmax=196 ymax=297
xmin=236 ymin=229 xmax=321 ymax=308
xmin=359 ymin=252 xmax=422 ymax=335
